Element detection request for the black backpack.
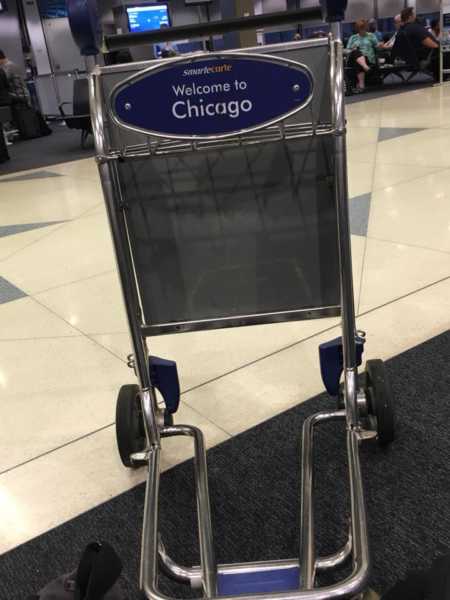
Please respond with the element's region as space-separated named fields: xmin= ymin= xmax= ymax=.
xmin=28 ymin=542 xmax=126 ymax=600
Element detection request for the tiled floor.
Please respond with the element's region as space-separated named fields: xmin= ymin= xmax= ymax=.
xmin=0 ymin=85 xmax=449 ymax=595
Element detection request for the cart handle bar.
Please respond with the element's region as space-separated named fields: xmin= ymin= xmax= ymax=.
xmin=104 ymin=7 xmax=323 ymax=52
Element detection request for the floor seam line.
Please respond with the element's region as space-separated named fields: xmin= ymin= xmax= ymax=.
xmin=29 ymin=296 xmax=129 ymax=364
xmin=365 ymin=235 xmax=450 ymax=255
xmin=0 ymin=221 xmax=70 ymax=264
xmin=0 ymin=202 xmax=104 ymax=265
xmin=30 ymin=269 xmax=116 ymax=297
xmin=356 ymin=275 xmax=450 ymax=316
xmin=0 ymin=334 xmax=83 ymax=342
xmin=371 ymin=165 xmax=449 ymax=193
xmin=357 ymin=125 xmax=379 ymax=313
xmin=0 ymin=423 xmax=115 ymax=476
xmin=179 ymin=399 xmax=234 ymax=438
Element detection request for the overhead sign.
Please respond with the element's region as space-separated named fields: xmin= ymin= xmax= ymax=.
xmin=111 ymin=53 xmax=314 ymax=139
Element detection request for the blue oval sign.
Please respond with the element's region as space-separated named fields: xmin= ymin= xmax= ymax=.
xmin=112 ymin=53 xmax=314 ymax=139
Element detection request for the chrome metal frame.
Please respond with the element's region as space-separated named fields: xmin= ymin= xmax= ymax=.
xmin=89 ymin=29 xmax=371 ymax=600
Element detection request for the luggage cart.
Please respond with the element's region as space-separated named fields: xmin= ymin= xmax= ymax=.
xmin=78 ymin=5 xmax=395 ymax=599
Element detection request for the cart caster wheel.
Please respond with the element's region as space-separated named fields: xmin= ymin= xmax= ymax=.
xmin=366 ymin=359 xmax=395 ymax=446
xmin=116 ymin=384 xmax=146 ymax=468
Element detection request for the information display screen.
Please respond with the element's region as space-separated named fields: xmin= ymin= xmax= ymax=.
xmin=126 ymin=4 xmax=170 ymax=33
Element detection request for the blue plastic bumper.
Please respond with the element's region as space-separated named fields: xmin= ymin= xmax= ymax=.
xmin=218 ymin=567 xmax=300 ymax=596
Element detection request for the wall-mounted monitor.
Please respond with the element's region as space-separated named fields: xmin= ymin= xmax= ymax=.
xmin=126 ymin=4 xmax=171 ymax=33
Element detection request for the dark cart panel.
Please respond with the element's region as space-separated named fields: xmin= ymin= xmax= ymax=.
xmin=118 ymin=134 xmax=340 ymax=334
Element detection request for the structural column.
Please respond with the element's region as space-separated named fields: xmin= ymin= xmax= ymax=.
xmin=220 ymin=0 xmax=257 ymax=48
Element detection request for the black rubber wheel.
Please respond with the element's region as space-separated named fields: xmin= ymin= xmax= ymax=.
xmin=116 ymin=384 xmax=146 ymax=468
xmin=366 ymin=359 xmax=395 ymax=446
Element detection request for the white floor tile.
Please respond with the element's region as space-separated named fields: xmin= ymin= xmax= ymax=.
xmin=0 ymin=213 xmax=116 ymax=295
xmin=0 ymin=297 xmax=79 ymax=340
xmin=346 ymin=126 xmax=380 ymax=150
xmin=35 ymin=270 xmax=127 ymax=334
xmin=0 ymin=222 xmax=65 ymax=262
xmin=347 ymin=143 xmax=378 ymax=165
xmin=368 ymin=170 xmax=450 ymax=252
xmin=46 ymin=158 xmax=99 ymax=181
xmin=0 ymin=177 xmax=103 ymax=225
xmin=348 ymin=161 xmax=375 ymax=199
xmin=346 ymin=99 xmax=382 ymax=127
xmin=0 ymin=402 xmax=229 ymax=554
xmin=357 ymin=277 xmax=450 ymax=358
xmin=375 ymin=128 xmax=450 ymax=169
xmin=371 ymin=163 xmax=442 ymax=191
xmin=379 ymin=85 xmax=450 ymax=128
xmin=359 ymin=238 xmax=450 ymax=313
xmin=182 ymin=329 xmax=333 ymax=436
xmin=0 ymin=336 xmax=129 ymax=473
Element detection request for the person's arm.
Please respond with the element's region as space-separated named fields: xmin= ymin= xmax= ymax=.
xmin=370 ymin=33 xmax=383 ymax=49
xmin=423 ymin=35 xmax=439 ymax=49
xmin=346 ymin=34 xmax=356 ymax=49
xmin=383 ymin=34 xmax=395 ymax=49
xmin=412 ymin=24 xmax=439 ymax=49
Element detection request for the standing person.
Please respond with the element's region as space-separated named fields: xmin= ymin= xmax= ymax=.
xmin=401 ymin=7 xmax=439 ymax=79
xmin=346 ymin=19 xmax=380 ymax=92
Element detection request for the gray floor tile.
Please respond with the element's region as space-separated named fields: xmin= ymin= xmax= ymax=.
xmin=378 ymin=127 xmax=426 ymax=142
xmin=350 ymin=193 xmax=371 ymax=237
xmin=0 ymin=170 xmax=63 ymax=182
xmin=0 ymin=277 xmax=27 ymax=304
xmin=0 ymin=221 xmax=66 ymax=238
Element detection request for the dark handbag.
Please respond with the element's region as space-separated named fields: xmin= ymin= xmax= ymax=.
xmin=29 ymin=542 xmax=126 ymax=600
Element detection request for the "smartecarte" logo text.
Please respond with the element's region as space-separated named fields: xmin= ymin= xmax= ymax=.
xmin=182 ymin=64 xmax=233 ymax=76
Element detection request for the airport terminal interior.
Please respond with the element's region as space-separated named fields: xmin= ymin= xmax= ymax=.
xmin=0 ymin=0 xmax=450 ymax=599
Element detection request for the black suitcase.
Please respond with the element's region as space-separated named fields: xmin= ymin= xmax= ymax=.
xmin=0 ymin=125 xmax=10 ymax=163
xmin=13 ymin=104 xmax=42 ymax=139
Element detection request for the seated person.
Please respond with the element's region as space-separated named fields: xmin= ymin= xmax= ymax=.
xmin=346 ymin=19 xmax=381 ymax=91
xmin=382 ymin=14 xmax=402 ymax=50
xmin=428 ymin=18 xmax=441 ymax=42
xmin=369 ymin=19 xmax=383 ymax=42
xmin=0 ymin=49 xmax=30 ymax=107
xmin=0 ymin=67 xmax=11 ymax=107
xmin=400 ymin=7 xmax=439 ymax=78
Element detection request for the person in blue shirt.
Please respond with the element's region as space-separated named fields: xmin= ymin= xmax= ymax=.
xmin=369 ymin=19 xmax=383 ymax=42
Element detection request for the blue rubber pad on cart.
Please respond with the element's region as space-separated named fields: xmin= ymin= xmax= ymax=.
xmin=149 ymin=356 xmax=180 ymax=414
xmin=217 ymin=567 xmax=300 ymax=596
xmin=319 ymin=336 xmax=365 ymax=397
